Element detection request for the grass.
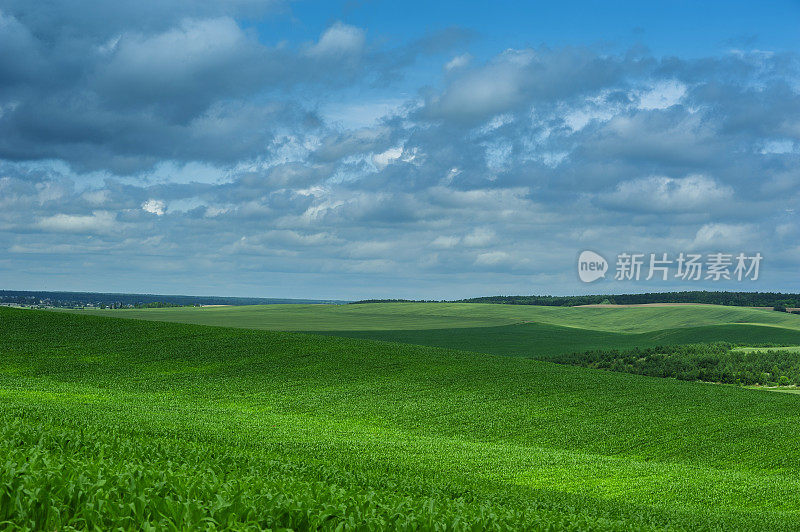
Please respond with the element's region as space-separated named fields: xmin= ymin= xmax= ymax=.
xmin=4 ymin=308 xmax=800 ymax=529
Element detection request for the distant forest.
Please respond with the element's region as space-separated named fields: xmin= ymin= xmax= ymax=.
xmin=458 ymin=292 xmax=800 ymax=308
xmin=6 ymin=290 xmax=800 ymax=310
xmin=354 ymin=291 xmax=800 ymax=308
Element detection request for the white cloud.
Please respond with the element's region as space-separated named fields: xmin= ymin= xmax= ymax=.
xmin=637 ymin=80 xmax=687 ymax=110
xmin=760 ymin=139 xmax=796 ymax=155
xmin=306 ymin=22 xmax=365 ymax=58
xmin=562 ymin=91 xmax=622 ymax=131
xmin=426 ymin=49 xmax=536 ymax=122
xmin=204 ymin=205 xmax=229 ymax=218
xmin=691 ymin=223 xmax=756 ymax=250
xmin=462 ymin=227 xmax=495 ymax=247
xmin=430 ymin=235 xmax=460 ymax=248
xmin=81 ymin=189 xmax=110 ymax=205
xmin=598 ymin=174 xmax=733 ymax=213
xmin=142 ymin=199 xmax=166 ymax=215
xmin=167 ymin=198 xmax=204 ymax=213
xmin=37 ymin=211 xmax=118 ymax=234
xmin=102 ymin=17 xmax=252 ymax=92
xmin=475 ymin=251 xmax=509 ymax=266
xmin=372 ymin=146 xmax=404 ymax=169
xmin=444 ymin=53 xmax=472 ymax=72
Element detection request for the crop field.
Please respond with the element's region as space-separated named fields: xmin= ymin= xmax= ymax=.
xmin=68 ymin=302 xmax=800 ymax=358
xmin=67 ymin=301 xmax=800 ymax=331
xmin=3 ymin=307 xmax=800 ymax=529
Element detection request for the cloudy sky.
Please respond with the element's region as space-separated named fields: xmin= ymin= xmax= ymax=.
xmin=1 ymin=1 xmax=798 ymax=299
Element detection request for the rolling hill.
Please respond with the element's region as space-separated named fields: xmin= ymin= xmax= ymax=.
xmin=3 ymin=308 xmax=800 ymax=529
xmin=65 ymin=302 xmax=800 ymax=358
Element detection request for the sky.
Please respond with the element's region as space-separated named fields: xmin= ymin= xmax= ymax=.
xmin=0 ymin=0 xmax=799 ymax=300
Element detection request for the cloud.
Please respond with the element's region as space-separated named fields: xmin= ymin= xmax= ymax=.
xmin=578 ymin=109 xmax=723 ymax=168
xmin=474 ymin=251 xmax=509 ymax=266
xmin=596 ymin=174 xmax=734 ymax=213
xmin=636 ymin=80 xmax=687 ymax=110
xmin=142 ymin=199 xmax=166 ymax=216
xmin=0 ymin=10 xmax=43 ymax=86
xmin=691 ymin=223 xmax=757 ymax=250
xmin=37 ymin=211 xmax=118 ymax=234
xmin=420 ymin=47 xmax=626 ymax=124
xmin=462 ymin=228 xmax=495 ymax=247
xmin=430 ymin=235 xmax=460 ymax=248
xmin=0 ymin=13 xmax=408 ymax=172
xmin=0 ymin=6 xmax=798 ymax=297
xmin=444 ymin=53 xmax=472 ymax=72
xmin=305 ymin=22 xmax=365 ymax=59
xmin=422 ymin=49 xmax=538 ymax=123
xmin=0 ymin=0 xmax=281 ymax=40
xmin=372 ymin=146 xmax=404 ymax=169
xmin=96 ymin=17 xmax=265 ymax=120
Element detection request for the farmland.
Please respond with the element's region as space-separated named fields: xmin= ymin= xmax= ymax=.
xmin=67 ymin=301 xmax=800 ymax=331
xmin=4 ymin=307 xmax=800 ymax=529
xmin=68 ymin=302 xmax=800 ymax=358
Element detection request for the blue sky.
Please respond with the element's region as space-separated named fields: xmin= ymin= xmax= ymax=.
xmin=266 ymin=1 xmax=799 ymax=58
xmin=0 ymin=0 xmax=799 ymax=299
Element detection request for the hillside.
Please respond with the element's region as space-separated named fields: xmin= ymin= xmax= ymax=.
xmin=65 ymin=302 xmax=800 ymax=358
xmin=3 ymin=308 xmax=800 ymax=529
xmin=317 ymin=322 xmax=800 ymax=358
xmin=64 ymin=301 xmax=800 ymax=332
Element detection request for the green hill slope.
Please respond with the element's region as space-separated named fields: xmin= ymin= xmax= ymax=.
xmin=4 ymin=308 xmax=800 ymax=529
xmin=65 ymin=302 xmax=800 ymax=358
xmin=65 ymin=302 xmax=800 ymax=332
xmin=319 ymin=322 xmax=800 ymax=358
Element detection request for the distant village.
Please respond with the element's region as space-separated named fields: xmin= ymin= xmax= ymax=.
xmin=0 ymin=297 xmax=189 ymax=310
xmin=0 ymin=290 xmax=345 ymax=309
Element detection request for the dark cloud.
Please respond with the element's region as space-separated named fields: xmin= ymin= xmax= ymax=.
xmin=1 ymin=0 xmax=283 ymax=39
xmin=0 ymin=4 xmax=473 ymax=172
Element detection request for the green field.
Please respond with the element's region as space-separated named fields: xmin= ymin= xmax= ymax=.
xmin=67 ymin=302 xmax=800 ymax=331
xmin=67 ymin=303 xmax=800 ymax=358
xmin=4 ymin=307 xmax=800 ymax=529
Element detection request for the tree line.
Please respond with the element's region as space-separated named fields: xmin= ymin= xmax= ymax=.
xmin=552 ymin=342 xmax=800 ymax=386
xmin=456 ymin=291 xmax=800 ymax=308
